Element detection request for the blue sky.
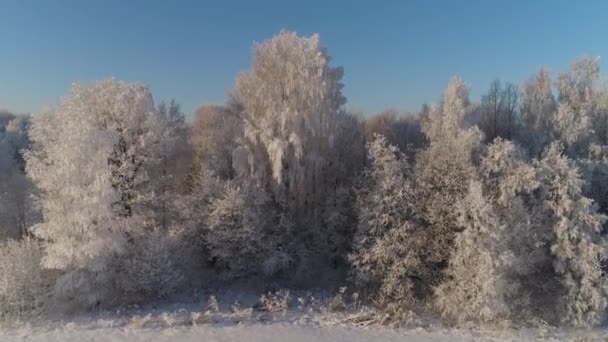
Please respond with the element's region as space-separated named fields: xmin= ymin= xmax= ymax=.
xmin=1 ymin=0 xmax=607 ymax=116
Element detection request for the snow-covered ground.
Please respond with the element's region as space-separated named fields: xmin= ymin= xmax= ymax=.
xmin=0 ymin=324 xmax=517 ymax=342
xmin=1 ymin=293 xmax=607 ymax=342
xmin=3 ymin=318 xmax=608 ymax=342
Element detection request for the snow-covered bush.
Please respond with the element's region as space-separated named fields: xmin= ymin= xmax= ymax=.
xmin=205 ymin=181 xmax=270 ymax=279
xmin=257 ymin=290 xmax=291 ymax=312
xmin=195 ymin=177 xmax=291 ymax=281
xmin=0 ymin=238 xmax=53 ymax=319
xmin=350 ymin=135 xmax=426 ymax=310
xmin=112 ymin=227 xmax=192 ymax=304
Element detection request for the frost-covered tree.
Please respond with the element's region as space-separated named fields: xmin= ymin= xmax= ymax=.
xmin=415 ymin=77 xmax=483 ymax=285
xmin=552 ymin=56 xmax=600 ymax=153
xmin=529 ymin=143 xmax=608 ymax=327
xmin=231 ymin=31 xmax=360 ymax=277
xmin=232 ymin=31 xmax=346 ymax=214
xmin=350 ymin=135 xmax=426 ymax=311
xmin=435 ymin=139 xmax=535 ymax=324
xmin=478 ymin=139 xmax=608 ymax=327
xmin=147 ymin=100 xmax=191 ymax=229
xmin=519 ymin=67 xmax=557 ymax=155
xmin=26 ymin=80 xmax=176 ymax=307
xmin=434 ymin=181 xmax=515 ymax=324
xmin=479 ymin=139 xmax=541 ymax=320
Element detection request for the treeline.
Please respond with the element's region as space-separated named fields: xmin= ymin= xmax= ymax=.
xmin=1 ymin=31 xmax=608 ymax=328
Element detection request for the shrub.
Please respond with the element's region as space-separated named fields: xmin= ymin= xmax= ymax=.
xmin=0 ymin=238 xmax=53 ymax=319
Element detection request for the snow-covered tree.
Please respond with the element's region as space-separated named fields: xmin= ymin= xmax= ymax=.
xmin=230 ymin=31 xmax=362 ymax=277
xmin=415 ymin=77 xmax=483 ymax=285
xmin=435 ymin=139 xmax=536 ymax=324
xmin=519 ymin=67 xmax=557 ymax=155
xmin=529 ymin=143 xmax=608 ymax=327
xmin=434 ymin=181 xmax=515 ymax=324
xmin=232 ymin=31 xmax=346 ymax=214
xmin=26 ymin=80 xmax=175 ymax=308
xmin=552 ymin=56 xmax=600 ymax=153
xmin=350 ymin=135 xmax=426 ymax=312
xmin=147 ymin=100 xmax=191 ymax=229
xmin=477 ymin=139 xmax=608 ymax=327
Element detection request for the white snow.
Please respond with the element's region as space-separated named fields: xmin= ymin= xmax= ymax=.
xmin=0 ymin=324 xmax=483 ymax=342
xmin=4 ymin=319 xmax=608 ymax=342
xmin=1 ymin=299 xmax=606 ymax=342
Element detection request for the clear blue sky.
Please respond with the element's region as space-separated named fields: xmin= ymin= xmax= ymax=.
xmin=1 ymin=0 xmax=607 ymax=117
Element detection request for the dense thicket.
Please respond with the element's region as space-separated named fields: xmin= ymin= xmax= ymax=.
xmin=1 ymin=32 xmax=607 ymax=328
